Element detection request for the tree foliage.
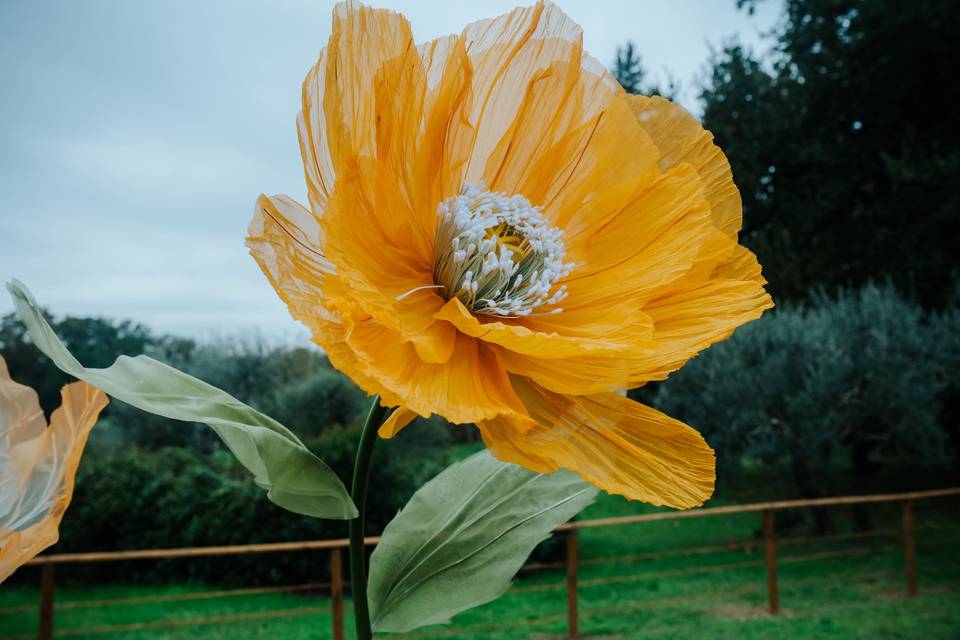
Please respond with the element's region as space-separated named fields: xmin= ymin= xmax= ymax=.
xmin=701 ymin=0 xmax=960 ymax=306
xmin=654 ymin=282 xmax=957 ymax=504
xmin=0 ymin=310 xmax=370 ymax=451
xmin=0 ymin=311 xmax=153 ymax=415
xmin=613 ymin=41 xmax=679 ymax=99
xmin=53 ymin=425 xmax=453 ymax=585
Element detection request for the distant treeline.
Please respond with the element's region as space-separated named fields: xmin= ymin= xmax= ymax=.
xmin=617 ymin=0 xmax=960 ymax=308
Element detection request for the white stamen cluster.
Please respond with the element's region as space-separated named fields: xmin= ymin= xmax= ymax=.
xmin=432 ymin=182 xmax=572 ymax=317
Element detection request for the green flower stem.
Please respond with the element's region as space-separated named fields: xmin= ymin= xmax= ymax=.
xmin=350 ymin=396 xmax=389 ymax=640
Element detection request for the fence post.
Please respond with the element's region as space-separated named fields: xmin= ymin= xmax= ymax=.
xmin=566 ymin=528 xmax=579 ymax=639
xmin=763 ymin=509 xmax=780 ymax=614
xmin=902 ymin=500 xmax=917 ymax=596
xmin=330 ymin=548 xmax=345 ymax=640
xmin=37 ymin=564 xmax=55 ymax=640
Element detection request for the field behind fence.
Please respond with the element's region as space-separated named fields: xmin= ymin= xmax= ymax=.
xmin=2 ymin=488 xmax=959 ymax=640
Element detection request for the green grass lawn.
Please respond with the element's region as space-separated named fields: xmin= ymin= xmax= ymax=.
xmin=2 ymin=493 xmax=958 ymax=640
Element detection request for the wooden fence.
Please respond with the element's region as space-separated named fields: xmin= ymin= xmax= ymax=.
xmin=18 ymin=486 xmax=960 ymax=640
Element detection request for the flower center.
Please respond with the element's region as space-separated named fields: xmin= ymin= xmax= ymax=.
xmin=432 ymin=182 xmax=572 ymax=317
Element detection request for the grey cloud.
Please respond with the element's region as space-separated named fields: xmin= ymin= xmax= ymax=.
xmin=0 ymin=0 xmax=779 ymax=338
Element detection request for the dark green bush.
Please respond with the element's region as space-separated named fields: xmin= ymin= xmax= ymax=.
xmin=930 ymin=285 xmax=960 ymax=471
xmin=654 ymin=282 xmax=957 ymax=504
xmin=99 ymin=339 xmax=368 ymax=450
xmin=265 ymin=369 xmax=367 ymax=439
xmin=56 ymin=419 xmax=453 ymax=586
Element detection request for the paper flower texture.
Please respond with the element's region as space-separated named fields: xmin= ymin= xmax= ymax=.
xmin=0 ymin=355 xmax=108 ymax=581
xmin=247 ymin=0 xmax=773 ymax=510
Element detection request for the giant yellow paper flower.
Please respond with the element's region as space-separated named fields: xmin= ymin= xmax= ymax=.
xmin=247 ymin=1 xmax=773 ymax=508
xmin=0 ymin=356 xmax=107 ymax=581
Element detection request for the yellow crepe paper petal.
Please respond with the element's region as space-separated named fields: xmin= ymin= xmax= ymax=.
xmin=0 ymin=356 xmax=108 ymax=582
xmin=249 ymin=0 xmax=772 ymax=506
xmin=478 ymin=380 xmax=714 ymax=509
xmin=378 ymin=406 xmax=418 ymax=439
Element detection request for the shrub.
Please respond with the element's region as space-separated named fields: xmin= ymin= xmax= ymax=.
xmin=105 ymin=339 xmax=367 ymax=450
xmin=653 ymin=282 xmax=955 ymax=503
xmin=265 ymin=369 xmax=367 ymax=438
xmin=56 ymin=419 xmax=453 ymax=586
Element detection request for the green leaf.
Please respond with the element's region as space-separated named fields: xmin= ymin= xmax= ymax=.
xmin=6 ymin=279 xmax=357 ymax=520
xmin=368 ymin=450 xmax=597 ymax=633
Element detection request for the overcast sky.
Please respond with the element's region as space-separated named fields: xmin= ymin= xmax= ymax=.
xmin=0 ymin=0 xmax=781 ymax=342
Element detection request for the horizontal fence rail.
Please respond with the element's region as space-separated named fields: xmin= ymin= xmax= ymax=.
xmin=14 ymin=486 xmax=959 ymax=640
